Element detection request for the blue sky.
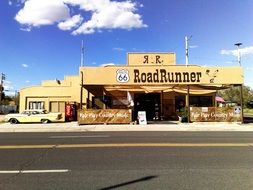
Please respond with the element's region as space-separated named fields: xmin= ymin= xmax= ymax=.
xmin=0 ymin=0 xmax=253 ymax=95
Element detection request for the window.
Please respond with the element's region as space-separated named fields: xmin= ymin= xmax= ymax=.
xmin=29 ymin=101 xmax=44 ymax=109
xmin=50 ymin=101 xmax=65 ymax=112
xmin=175 ymin=95 xmax=213 ymax=109
xmin=190 ymin=96 xmax=212 ymax=107
xmin=92 ymin=96 xmax=111 ymax=109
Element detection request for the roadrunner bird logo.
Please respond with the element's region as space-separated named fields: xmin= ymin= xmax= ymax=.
xmin=206 ymin=69 xmax=219 ymax=83
xmin=116 ymin=69 xmax=129 ymax=83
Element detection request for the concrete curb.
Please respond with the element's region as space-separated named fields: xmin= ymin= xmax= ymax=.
xmin=0 ymin=122 xmax=253 ymax=132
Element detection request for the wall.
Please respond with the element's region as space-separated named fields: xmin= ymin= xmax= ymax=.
xmin=19 ymin=75 xmax=87 ymax=113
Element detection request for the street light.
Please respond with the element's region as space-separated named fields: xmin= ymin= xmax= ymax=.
xmin=234 ymin=42 xmax=242 ymax=66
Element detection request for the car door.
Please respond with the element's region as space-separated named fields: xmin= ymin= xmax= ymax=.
xmin=19 ymin=111 xmax=32 ymax=123
xmin=29 ymin=111 xmax=40 ymax=122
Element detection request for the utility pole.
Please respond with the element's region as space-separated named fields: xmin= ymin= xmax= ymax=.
xmin=185 ymin=36 xmax=192 ymax=123
xmin=234 ymin=42 xmax=242 ymax=66
xmin=234 ymin=42 xmax=244 ymax=123
xmin=185 ymin=35 xmax=192 ymax=66
xmin=0 ymin=73 xmax=6 ymax=102
xmin=80 ymin=40 xmax=84 ymax=67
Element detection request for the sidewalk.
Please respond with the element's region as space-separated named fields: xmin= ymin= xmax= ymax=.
xmin=0 ymin=122 xmax=253 ymax=132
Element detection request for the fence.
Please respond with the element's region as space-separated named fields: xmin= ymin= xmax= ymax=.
xmin=0 ymin=105 xmax=17 ymax=114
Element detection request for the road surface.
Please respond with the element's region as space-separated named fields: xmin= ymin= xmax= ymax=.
xmin=0 ymin=131 xmax=253 ymax=190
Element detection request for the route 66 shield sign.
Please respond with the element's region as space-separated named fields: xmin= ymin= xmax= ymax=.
xmin=116 ymin=69 xmax=129 ymax=83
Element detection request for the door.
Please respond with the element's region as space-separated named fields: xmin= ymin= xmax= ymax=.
xmin=134 ymin=93 xmax=160 ymax=121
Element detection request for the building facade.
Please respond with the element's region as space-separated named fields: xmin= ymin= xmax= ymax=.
xmin=20 ymin=75 xmax=84 ymax=118
xmin=20 ymin=52 xmax=244 ymax=123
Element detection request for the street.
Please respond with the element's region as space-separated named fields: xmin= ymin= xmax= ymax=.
xmin=0 ymin=131 xmax=253 ymax=190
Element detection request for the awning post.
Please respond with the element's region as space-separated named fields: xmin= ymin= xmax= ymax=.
xmin=80 ymin=71 xmax=83 ymax=109
xmin=87 ymin=91 xmax=90 ymax=109
xmin=240 ymin=84 xmax=244 ymax=123
xmin=187 ymin=85 xmax=190 ymax=123
xmin=161 ymin=91 xmax=164 ymax=120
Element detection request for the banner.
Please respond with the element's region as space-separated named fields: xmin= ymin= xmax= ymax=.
xmin=190 ymin=107 xmax=242 ymax=122
xmin=78 ymin=109 xmax=132 ymax=124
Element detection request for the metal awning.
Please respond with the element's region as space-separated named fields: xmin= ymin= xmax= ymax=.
xmin=102 ymin=84 xmax=230 ymax=95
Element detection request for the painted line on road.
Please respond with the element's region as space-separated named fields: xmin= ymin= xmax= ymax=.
xmin=0 ymin=169 xmax=70 ymax=174
xmin=0 ymin=143 xmax=253 ymax=149
xmin=49 ymin=135 xmax=110 ymax=139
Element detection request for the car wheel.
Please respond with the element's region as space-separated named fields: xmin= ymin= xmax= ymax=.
xmin=41 ymin=119 xmax=50 ymax=124
xmin=10 ymin=118 xmax=18 ymax=124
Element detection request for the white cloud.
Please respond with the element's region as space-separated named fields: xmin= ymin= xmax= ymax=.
xmin=14 ymin=0 xmax=147 ymax=34
xmin=15 ymin=0 xmax=70 ymax=27
xmin=71 ymin=0 xmax=147 ymax=35
xmin=246 ymin=67 xmax=253 ymax=71
xmin=189 ymin=45 xmax=198 ymax=49
xmin=21 ymin=64 xmax=28 ymax=68
xmin=113 ymin=47 xmax=125 ymax=51
xmin=100 ymin=63 xmax=115 ymax=67
xmin=58 ymin=14 xmax=83 ymax=30
xmin=225 ymin=61 xmax=233 ymax=64
xmin=16 ymin=0 xmax=26 ymax=4
xmin=245 ymin=81 xmax=253 ymax=89
xmin=25 ymin=80 xmax=30 ymax=83
xmin=8 ymin=0 xmax=12 ymax=5
xmin=3 ymin=81 xmax=17 ymax=96
xmin=4 ymin=80 xmax=11 ymax=85
xmin=20 ymin=27 xmax=31 ymax=32
xmin=221 ymin=46 xmax=253 ymax=56
xmin=3 ymin=81 xmax=14 ymax=91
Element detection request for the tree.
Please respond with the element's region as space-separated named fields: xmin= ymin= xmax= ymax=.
xmin=0 ymin=95 xmax=12 ymax=105
xmin=217 ymin=85 xmax=253 ymax=108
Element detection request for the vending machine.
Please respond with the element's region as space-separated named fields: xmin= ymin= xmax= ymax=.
xmin=65 ymin=103 xmax=77 ymax=121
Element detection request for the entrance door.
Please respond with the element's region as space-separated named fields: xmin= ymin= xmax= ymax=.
xmin=134 ymin=93 xmax=160 ymax=121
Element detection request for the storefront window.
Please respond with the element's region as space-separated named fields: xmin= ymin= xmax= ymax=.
xmin=92 ymin=96 xmax=111 ymax=109
xmin=50 ymin=101 xmax=65 ymax=112
xmin=190 ymin=96 xmax=212 ymax=107
xmin=175 ymin=95 xmax=213 ymax=110
xmin=29 ymin=101 xmax=44 ymax=110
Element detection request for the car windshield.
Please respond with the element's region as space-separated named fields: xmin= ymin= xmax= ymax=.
xmin=21 ymin=110 xmax=48 ymax=115
xmin=21 ymin=111 xmax=30 ymax=115
xmin=41 ymin=110 xmax=48 ymax=114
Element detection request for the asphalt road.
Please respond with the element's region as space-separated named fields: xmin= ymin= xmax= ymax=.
xmin=0 ymin=132 xmax=253 ymax=190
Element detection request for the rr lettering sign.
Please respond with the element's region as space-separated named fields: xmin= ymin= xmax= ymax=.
xmin=143 ymin=55 xmax=163 ymax=64
xmin=127 ymin=53 xmax=176 ymax=66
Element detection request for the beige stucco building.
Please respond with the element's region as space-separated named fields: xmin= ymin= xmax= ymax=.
xmin=20 ymin=75 xmax=84 ymax=115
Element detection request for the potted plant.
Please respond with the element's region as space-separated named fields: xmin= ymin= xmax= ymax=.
xmin=178 ymin=107 xmax=188 ymax=123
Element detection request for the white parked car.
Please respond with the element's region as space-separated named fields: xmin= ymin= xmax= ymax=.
xmin=5 ymin=109 xmax=63 ymax=124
